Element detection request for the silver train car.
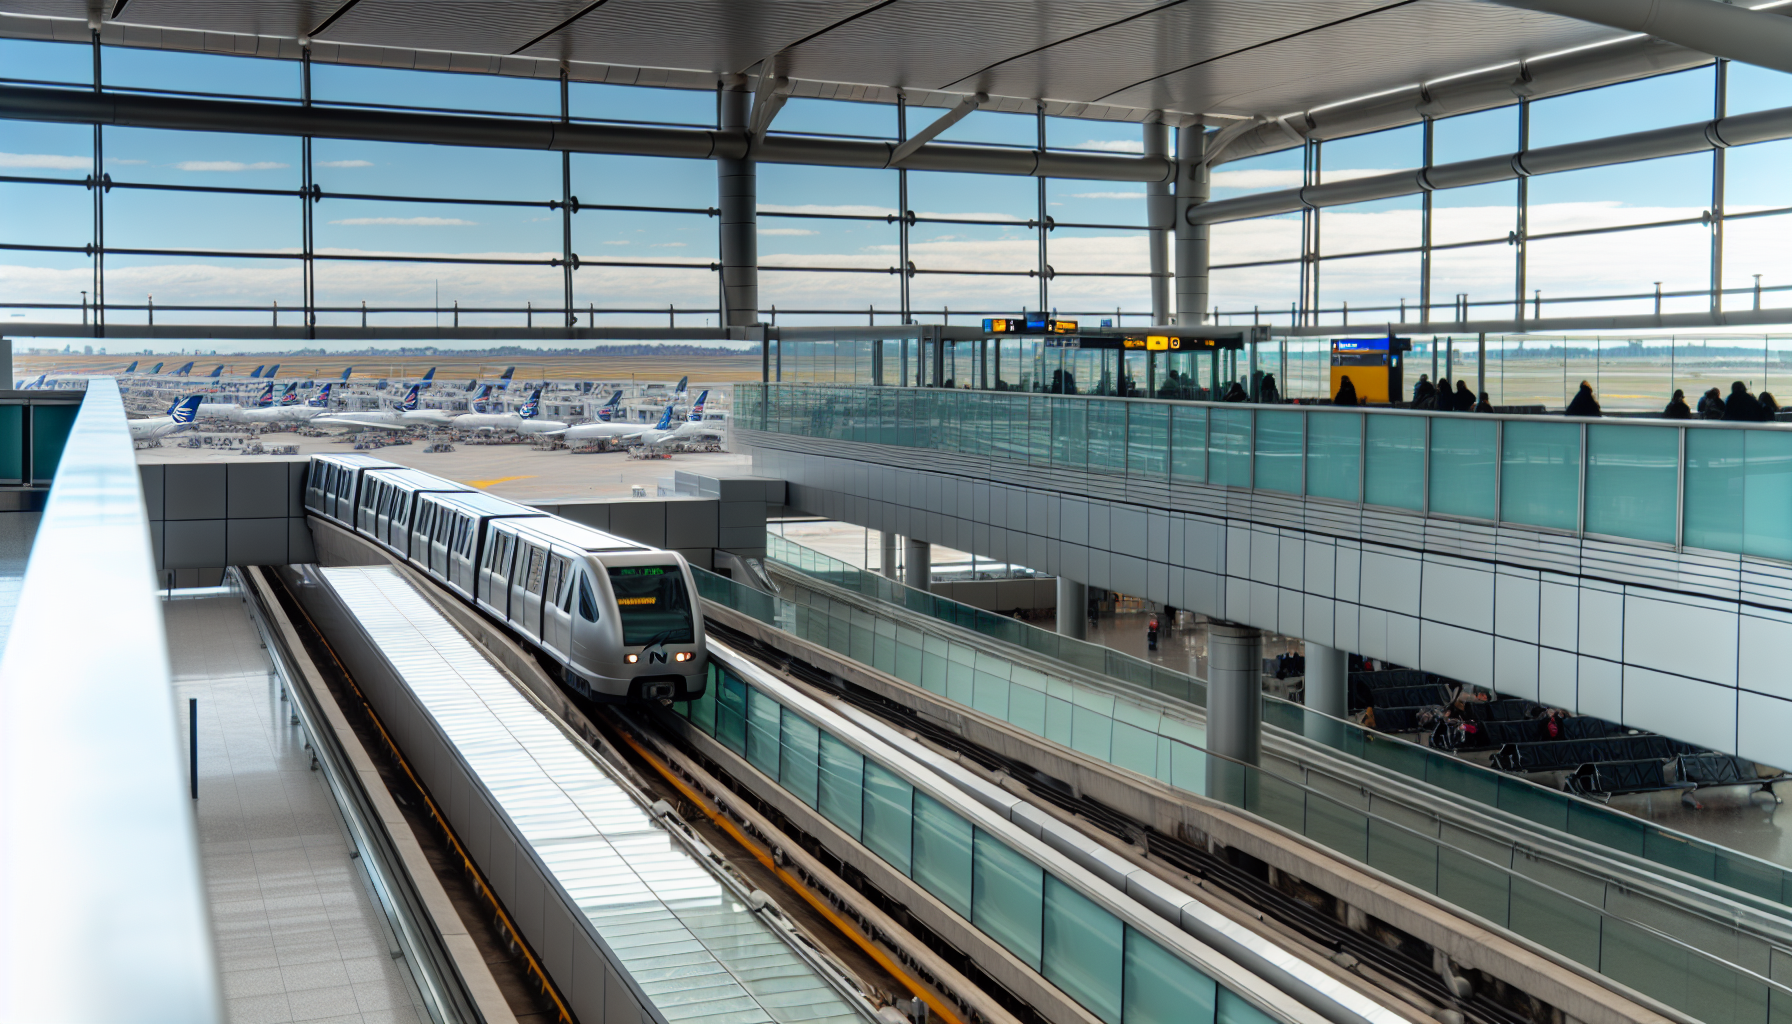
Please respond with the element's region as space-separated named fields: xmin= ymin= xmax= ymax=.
xmin=304 ymin=453 xmax=708 ymax=701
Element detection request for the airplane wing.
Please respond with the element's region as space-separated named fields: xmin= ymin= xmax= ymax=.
xmin=310 ymin=416 xmax=412 ymax=432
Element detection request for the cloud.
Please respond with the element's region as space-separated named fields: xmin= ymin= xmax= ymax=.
xmin=1069 ymin=191 xmax=1146 ymax=200
xmin=0 ymin=152 xmax=88 ymax=170
xmin=106 ymin=158 xmax=147 ymax=165
xmin=318 ymin=159 xmax=373 ymax=168
xmin=328 ymin=216 xmax=477 ymax=226
xmin=759 ymin=228 xmax=818 ymax=236
xmin=1211 ymin=167 xmax=1397 ymax=190
xmin=652 ymin=242 xmax=688 ymax=248
xmin=175 ymin=160 xmax=290 ymax=172
xmin=602 ymin=240 xmax=631 ymax=245
xmin=1071 ymin=139 xmax=1144 ymax=154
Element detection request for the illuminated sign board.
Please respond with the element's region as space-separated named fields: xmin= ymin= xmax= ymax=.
xmin=1331 ymin=337 xmax=1413 ymax=353
xmin=983 ymin=317 xmax=1078 ymax=334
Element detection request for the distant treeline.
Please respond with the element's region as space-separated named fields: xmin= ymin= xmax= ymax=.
xmin=232 ymin=344 xmax=758 ymax=358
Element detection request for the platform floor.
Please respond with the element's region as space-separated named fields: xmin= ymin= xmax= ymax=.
xmin=166 ymin=591 xmax=429 ymax=1024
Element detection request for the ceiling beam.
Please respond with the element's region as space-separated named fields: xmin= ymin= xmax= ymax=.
xmin=888 ymin=92 xmax=985 ymax=166
xmin=1491 ymin=0 xmax=1792 ymax=76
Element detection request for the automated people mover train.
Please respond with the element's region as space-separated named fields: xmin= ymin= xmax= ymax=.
xmin=304 ymin=453 xmax=707 ymax=701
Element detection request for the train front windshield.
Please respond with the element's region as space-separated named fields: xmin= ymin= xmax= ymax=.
xmin=606 ymin=565 xmax=695 ymax=645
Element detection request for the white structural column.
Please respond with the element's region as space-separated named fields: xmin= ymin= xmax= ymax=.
xmin=1145 ymin=122 xmax=1172 ymax=324
xmin=1304 ymin=642 xmax=1348 ymax=719
xmin=1173 ymin=123 xmax=1209 ymax=325
xmin=1206 ymin=622 xmax=1264 ymax=779
xmin=718 ymin=84 xmax=758 ymax=328
xmin=904 ymin=537 xmax=931 ymax=592
xmin=1056 ymin=577 xmax=1087 ymax=640
xmin=881 ymin=531 xmax=899 ymax=581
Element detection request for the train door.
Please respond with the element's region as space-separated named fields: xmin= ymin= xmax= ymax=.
xmin=510 ymin=540 xmax=547 ymax=641
xmin=477 ymin=524 xmax=511 ymax=614
xmin=449 ymin=515 xmax=478 ymax=594
xmin=430 ymin=507 xmax=455 ymax=577
xmin=540 ymin=551 xmax=575 ymax=658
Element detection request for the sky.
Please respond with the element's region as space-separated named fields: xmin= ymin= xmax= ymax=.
xmin=5 ymin=38 xmax=1792 ymax=339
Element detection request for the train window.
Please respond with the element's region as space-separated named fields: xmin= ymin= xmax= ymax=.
xmin=577 ymin=572 xmax=598 ymax=621
xmin=525 ymin=548 xmax=546 ymax=593
xmin=544 ymin=559 xmax=561 ymax=609
xmin=606 ymin=565 xmax=694 ymax=645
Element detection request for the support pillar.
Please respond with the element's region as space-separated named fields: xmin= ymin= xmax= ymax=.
xmin=1206 ymin=622 xmax=1262 ymax=800
xmin=1145 ymin=121 xmax=1172 ymax=325
xmin=1173 ymin=123 xmax=1209 ymax=326
xmin=903 ymin=538 xmax=931 ymax=592
xmin=718 ymin=84 xmax=758 ymax=329
xmin=1304 ymin=642 xmax=1348 ymax=719
xmin=881 ymin=531 xmax=899 ymax=581
xmin=1056 ymin=577 xmax=1087 ymax=640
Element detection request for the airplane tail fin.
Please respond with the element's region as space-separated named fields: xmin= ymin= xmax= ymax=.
xmin=498 ymin=366 xmax=515 ymax=389
xmin=124 ymin=360 xmax=138 ymax=373
xmin=519 ymin=388 xmax=541 ymax=418
xmin=175 ymin=361 xmax=194 ymax=376
xmin=688 ymin=390 xmax=708 ymax=422
xmin=340 ymin=366 xmax=353 ymax=381
xmin=598 ymin=390 xmax=622 ymax=421
xmin=207 ymin=365 xmax=223 ymax=378
xmin=267 ymin=363 xmax=279 ymax=378
xmin=170 ymin=394 xmax=203 ymax=424
xmin=399 ymin=384 xmax=420 ymax=411
xmin=653 ymin=403 xmax=675 ymax=430
xmin=251 ymin=365 xmax=264 ymax=378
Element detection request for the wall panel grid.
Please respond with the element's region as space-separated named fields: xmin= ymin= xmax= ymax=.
xmin=744 ymin=431 xmax=1790 ymax=769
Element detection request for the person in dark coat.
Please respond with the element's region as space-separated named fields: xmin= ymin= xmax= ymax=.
xmin=1334 ymin=375 xmax=1360 ymax=406
xmin=1475 ymin=391 xmax=1494 ymax=413
xmin=1435 ymin=377 xmax=1452 ymax=411
xmin=1412 ymin=373 xmax=1433 ymax=406
xmin=1698 ymin=387 xmax=1725 ymax=419
xmin=1259 ymin=373 xmax=1280 ymax=404
xmin=1760 ymin=392 xmax=1782 ymax=421
xmin=1565 ymin=380 xmax=1601 ymax=417
xmin=1663 ymin=388 xmax=1693 ymax=419
xmin=1723 ymin=381 xmax=1761 ymax=421
xmin=1222 ymin=381 xmax=1248 ymax=402
xmin=1454 ymin=380 xmax=1476 ymax=411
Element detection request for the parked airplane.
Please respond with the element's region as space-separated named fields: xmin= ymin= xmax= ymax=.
xmin=311 ymin=383 xmax=458 ymax=432
xmin=15 ymin=374 xmax=45 ymax=390
xmin=452 ymin=388 xmax=568 ymax=435
xmin=544 ymin=392 xmax=650 ymax=444
xmin=633 ymin=390 xmax=725 ymax=449
xmin=129 ymin=395 xmax=203 ymax=440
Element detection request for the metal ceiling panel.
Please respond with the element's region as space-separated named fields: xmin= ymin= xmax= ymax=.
xmin=315 ymin=1 xmax=594 ymax=58
xmin=515 ymin=0 xmax=886 ymax=76
xmin=1095 ymin=0 xmax=1623 ymax=117
xmin=769 ymin=0 xmax=1171 ymax=97
xmin=930 ymin=0 xmax=1396 ymax=104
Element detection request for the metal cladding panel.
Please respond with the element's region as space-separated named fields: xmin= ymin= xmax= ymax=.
xmin=315 ymin=565 xmax=868 ymax=1024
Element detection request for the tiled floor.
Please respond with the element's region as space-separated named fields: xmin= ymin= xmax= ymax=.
xmin=165 ymin=591 xmax=430 ymax=1024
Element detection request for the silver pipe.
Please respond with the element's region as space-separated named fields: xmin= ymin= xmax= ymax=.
xmin=1192 ymin=101 xmax=1792 ymax=225
xmin=717 ymin=84 xmax=757 ymax=329
xmin=1174 ymin=124 xmax=1209 ymax=324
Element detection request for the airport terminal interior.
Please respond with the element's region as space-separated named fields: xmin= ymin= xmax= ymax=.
xmin=14 ymin=3 xmax=1792 ymax=1024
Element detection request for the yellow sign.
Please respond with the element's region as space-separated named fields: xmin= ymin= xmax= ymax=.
xmin=1048 ymin=319 xmax=1077 ymax=334
xmin=1122 ymin=336 xmax=1147 ymax=349
xmin=1146 ymin=335 xmax=1170 ymax=351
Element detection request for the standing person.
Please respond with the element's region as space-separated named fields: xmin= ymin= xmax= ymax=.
xmin=1146 ymin=614 xmax=1160 ymax=652
xmin=1433 ymin=377 xmax=1452 ymax=411
xmin=1723 ymin=381 xmax=1762 ymax=421
xmin=1698 ymin=387 xmax=1725 ymax=419
xmin=1566 ymin=380 xmax=1601 ymax=416
xmin=1663 ymin=388 xmax=1693 ymax=419
xmin=1334 ymin=375 xmax=1360 ymax=406
xmin=1760 ymin=392 xmax=1782 ymax=421
xmin=1475 ymin=390 xmax=1494 ymax=413
xmin=1454 ymin=379 xmax=1476 ymax=411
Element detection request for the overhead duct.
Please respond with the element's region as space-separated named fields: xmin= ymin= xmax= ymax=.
xmin=1493 ymin=0 xmax=1792 ymax=77
xmin=1189 ymin=101 xmax=1792 ymax=224
xmin=0 ymin=84 xmax=1174 ymax=184
xmin=1211 ymin=34 xmax=1708 ymax=167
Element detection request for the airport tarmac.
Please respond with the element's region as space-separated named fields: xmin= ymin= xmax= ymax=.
xmin=136 ymin=430 xmax=754 ymax=503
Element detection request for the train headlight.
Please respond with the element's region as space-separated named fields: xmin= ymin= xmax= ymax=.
xmin=625 ymin=654 xmax=639 ymax=664
xmin=675 ymin=651 xmax=692 ymax=662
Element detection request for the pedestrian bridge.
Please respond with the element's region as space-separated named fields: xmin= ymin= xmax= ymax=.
xmin=734 ymin=383 xmax=1792 ymax=770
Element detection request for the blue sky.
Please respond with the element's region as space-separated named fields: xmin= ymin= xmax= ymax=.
xmin=4 ymin=37 xmax=1792 ymax=337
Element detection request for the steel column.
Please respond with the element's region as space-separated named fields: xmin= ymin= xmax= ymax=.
xmin=717 ymin=84 xmax=758 ymax=328
xmin=881 ymin=531 xmax=899 ymax=581
xmin=1036 ymin=106 xmax=1049 ymax=313
xmin=1206 ymin=621 xmax=1264 ymax=800
xmin=1056 ymin=576 xmax=1087 ymax=640
xmin=903 ymin=537 xmax=931 ymax=592
xmin=1145 ymin=121 xmax=1172 ymax=324
xmin=561 ymin=69 xmax=577 ymax=326
xmin=1173 ymin=124 xmax=1209 ymax=325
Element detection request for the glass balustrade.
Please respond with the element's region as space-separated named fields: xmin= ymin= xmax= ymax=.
xmin=737 ymin=382 xmax=1792 ymax=561
xmin=693 ymin=564 xmax=1792 ymax=1024
xmin=727 ymin=536 xmax=1792 ymax=924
